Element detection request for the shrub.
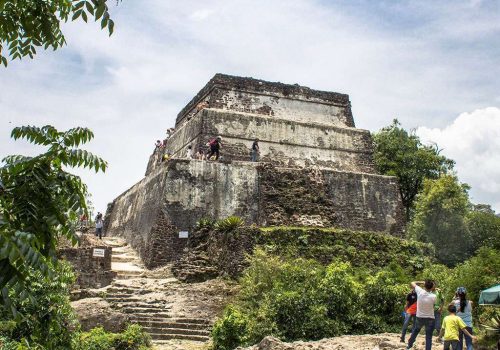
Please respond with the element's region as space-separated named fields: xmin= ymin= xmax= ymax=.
xmin=73 ymin=324 xmax=151 ymax=350
xmin=196 ymin=217 xmax=216 ymax=230
xmin=215 ymin=216 xmax=244 ymax=232
xmin=212 ymin=251 xmax=411 ymax=350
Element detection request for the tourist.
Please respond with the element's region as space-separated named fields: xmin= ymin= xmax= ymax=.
xmin=95 ymin=214 xmax=104 ymax=239
xmin=432 ymin=283 xmax=445 ymax=337
xmin=251 ymin=138 xmax=260 ymax=162
xmin=401 ymin=287 xmax=417 ymax=343
xmin=453 ymin=287 xmax=474 ymax=350
xmin=186 ymin=145 xmax=193 ymax=159
xmin=79 ymin=213 xmax=88 ymax=228
xmin=438 ymin=303 xmax=476 ymax=350
xmin=406 ymin=280 xmax=437 ymax=350
xmin=206 ymin=136 xmax=222 ymax=160
xmin=154 ymin=140 xmax=162 ymax=152
xmin=163 ymin=152 xmax=172 ymax=162
xmin=196 ymin=146 xmax=206 ymax=160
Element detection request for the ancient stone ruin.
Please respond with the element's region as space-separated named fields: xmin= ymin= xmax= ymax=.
xmin=105 ymin=74 xmax=405 ymax=268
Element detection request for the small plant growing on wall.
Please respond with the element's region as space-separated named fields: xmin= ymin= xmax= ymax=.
xmin=195 ymin=217 xmax=216 ymax=230
xmin=215 ymin=216 xmax=244 ymax=233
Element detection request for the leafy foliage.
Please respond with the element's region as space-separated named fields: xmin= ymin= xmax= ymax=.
xmin=215 ymin=216 xmax=244 ymax=232
xmin=0 ymin=125 xmax=107 ymax=313
xmin=0 ymin=0 xmax=117 ymax=66
xmin=0 ymin=261 xmax=77 ymax=348
xmin=72 ymin=324 xmax=152 ymax=350
xmin=409 ymin=175 xmax=471 ymax=266
xmin=373 ymin=119 xmax=454 ymax=221
xmin=212 ymin=250 xmax=411 ymax=350
xmin=195 ymin=217 xmax=216 ymax=230
xmin=213 ymin=247 xmax=500 ymax=350
xmin=466 ymin=208 xmax=500 ymax=253
xmin=257 ymin=227 xmax=433 ymax=272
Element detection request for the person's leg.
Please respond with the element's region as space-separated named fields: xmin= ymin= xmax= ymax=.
xmin=214 ymin=149 xmax=220 ymax=160
xmin=450 ymin=341 xmax=459 ymax=350
xmin=407 ymin=317 xmax=424 ymax=349
xmin=433 ymin=310 xmax=441 ymax=335
xmin=425 ymin=318 xmax=435 ymax=350
xmin=457 ymin=330 xmax=464 ymax=350
xmin=443 ymin=340 xmax=451 ymax=350
xmin=463 ymin=327 xmax=473 ymax=350
xmin=401 ymin=312 xmax=411 ymax=342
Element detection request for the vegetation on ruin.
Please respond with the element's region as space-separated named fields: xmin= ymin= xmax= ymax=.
xmin=257 ymin=226 xmax=433 ymax=271
xmin=212 ymin=246 xmax=500 ymax=350
xmin=0 ymin=0 xmax=117 ymax=66
xmin=373 ymin=119 xmax=455 ymax=221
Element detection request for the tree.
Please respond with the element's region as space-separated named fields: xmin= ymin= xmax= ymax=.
xmin=0 ymin=125 xmax=107 ymax=313
xmin=0 ymin=0 xmax=116 ymax=67
xmin=373 ymin=119 xmax=455 ymax=221
xmin=466 ymin=207 xmax=500 ymax=253
xmin=409 ymin=175 xmax=471 ymax=266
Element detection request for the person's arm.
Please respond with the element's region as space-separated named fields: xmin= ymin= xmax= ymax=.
xmin=461 ymin=327 xmax=476 ymax=341
xmin=438 ymin=328 xmax=444 ymax=341
xmin=410 ymin=281 xmax=424 ymax=288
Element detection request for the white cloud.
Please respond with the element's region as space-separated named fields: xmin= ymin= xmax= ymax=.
xmin=1 ymin=0 xmax=499 ymax=214
xmin=417 ymin=107 xmax=500 ymax=212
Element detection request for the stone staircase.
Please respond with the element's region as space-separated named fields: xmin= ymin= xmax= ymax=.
xmin=103 ymin=237 xmax=212 ymax=343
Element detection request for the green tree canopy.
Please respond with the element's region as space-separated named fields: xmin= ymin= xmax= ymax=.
xmin=373 ymin=119 xmax=455 ymax=221
xmin=409 ymin=174 xmax=471 ymax=266
xmin=466 ymin=207 xmax=500 ymax=253
xmin=0 ymin=125 xmax=107 ymax=314
xmin=0 ymin=0 xmax=116 ymax=67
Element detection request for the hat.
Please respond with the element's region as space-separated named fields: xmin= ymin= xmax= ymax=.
xmin=456 ymin=287 xmax=467 ymax=294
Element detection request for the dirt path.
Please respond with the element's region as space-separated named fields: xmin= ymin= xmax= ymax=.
xmin=240 ymin=334 xmax=445 ymax=350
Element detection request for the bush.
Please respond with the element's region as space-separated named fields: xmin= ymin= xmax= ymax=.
xmin=73 ymin=324 xmax=152 ymax=350
xmin=212 ymin=251 xmax=412 ymax=350
xmin=215 ymin=216 xmax=244 ymax=232
xmin=0 ymin=261 xmax=78 ymax=349
xmin=196 ymin=217 xmax=216 ymax=230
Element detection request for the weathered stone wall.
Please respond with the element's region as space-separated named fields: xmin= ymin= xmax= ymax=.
xmin=146 ymin=108 xmax=375 ymax=175
xmin=109 ymin=159 xmax=404 ymax=269
xmin=172 ymin=227 xmax=433 ymax=282
xmin=259 ymin=165 xmax=405 ymax=236
xmin=59 ymin=245 xmax=116 ymax=288
xmin=105 ymin=165 xmax=170 ymax=268
xmin=176 ymin=74 xmax=354 ymax=128
xmin=107 ymin=159 xmax=261 ymax=268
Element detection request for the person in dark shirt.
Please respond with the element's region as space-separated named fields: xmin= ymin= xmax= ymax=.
xmin=251 ymin=138 xmax=260 ymax=162
xmin=401 ymin=288 xmax=418 ymax=343
xmin=207 ymin=136 xmax=222 ymax=160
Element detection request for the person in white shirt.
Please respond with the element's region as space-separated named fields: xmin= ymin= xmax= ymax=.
xmin=406 ymin=280 xmax=437 ymax=350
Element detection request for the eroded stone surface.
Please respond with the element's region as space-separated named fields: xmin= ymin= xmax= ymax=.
xmin=105 ymin=74 xmax=405 ymax=269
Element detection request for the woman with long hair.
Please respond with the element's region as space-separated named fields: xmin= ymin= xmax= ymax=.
xmin=454 ymin=287 xmax=474 ymax=350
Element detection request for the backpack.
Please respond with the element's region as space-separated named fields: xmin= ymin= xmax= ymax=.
xmin=209 ymin=138 xmax=218 ymax=146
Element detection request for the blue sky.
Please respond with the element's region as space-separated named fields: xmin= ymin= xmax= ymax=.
xmin=1 ymin=0 xmax=499 ymax=213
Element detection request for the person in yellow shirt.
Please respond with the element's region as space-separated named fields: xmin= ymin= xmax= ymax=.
xmin=438 ymin=304 xmax=476 ymax=350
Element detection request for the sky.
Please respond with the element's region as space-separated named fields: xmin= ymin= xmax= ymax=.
xmin=1 ymin=0 xmax=499 ymax=214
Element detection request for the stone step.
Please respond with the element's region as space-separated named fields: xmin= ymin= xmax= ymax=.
xmin=132 ymin=319 xmax=210 ymax=330
xmin=117 ymin=302 xmax=170 ymax=309
xmin=107 ymin=288 xmax=145 ymax=294
xmin=142 ymin=327 xmax=210 ymax=337
xmin=129 ymin=316 xmax=171 ymax=322
xmin=148 ymin=333 xmax=210 ymax=342
xmin=112 ymin=256 xmax=140 ymax=263
xmin=122 ymin=306 xmax=171 ymax=314
xmin=116 ymin=274 xmax=143 ymax=281
xmin=123 ymin=311 xmax=171 ymax=318
xmin=113 ymin=269 xmax=143 ymax=275
xmin=106 ymin=297 xmax=142 ymax=303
